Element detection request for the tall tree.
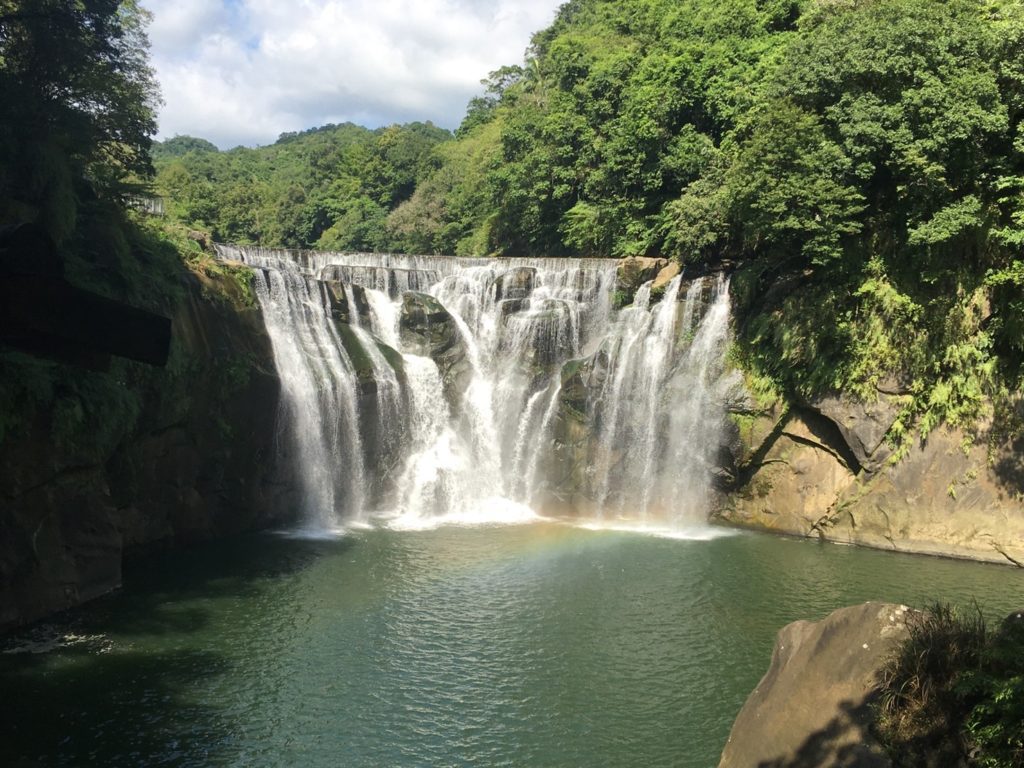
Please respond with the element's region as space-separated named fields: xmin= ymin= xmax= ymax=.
xmin=0 ymin=0 xmax=159 ymax=242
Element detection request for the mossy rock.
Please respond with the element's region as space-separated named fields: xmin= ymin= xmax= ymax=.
xmin=335 ymin=322 xmax=375 ymax=383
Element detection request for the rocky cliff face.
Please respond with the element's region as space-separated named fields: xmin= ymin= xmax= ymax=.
xmin=715 ymin=380 xmax=1024 ymax=567
xmin=0 ymin=269 xmax=298 ymax=633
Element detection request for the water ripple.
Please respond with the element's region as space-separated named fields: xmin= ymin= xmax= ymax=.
xmin=3 ymin=526 xmax=1024 ymax=768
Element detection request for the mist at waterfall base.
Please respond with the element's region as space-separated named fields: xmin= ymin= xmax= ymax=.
xmin=217 ymin=245 xmax=735 ymax=535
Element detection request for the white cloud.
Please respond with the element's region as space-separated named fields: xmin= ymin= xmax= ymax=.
xmin=141 ymin=0 xmax=564 ymax=149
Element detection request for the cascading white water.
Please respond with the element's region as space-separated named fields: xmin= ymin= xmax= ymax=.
xmin=248 ymin=267 xmax=365 ymax=527
xmin=586 ymin=275 xmax=733 ymax=524
xmin=217 ymin=244 xmax=732 ymax=531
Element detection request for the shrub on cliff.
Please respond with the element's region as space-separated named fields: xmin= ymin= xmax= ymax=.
xmin=0 ymin=0 xmax=159 ymax=243
xmin=877 ymin=603 xmax=1024 ymax=767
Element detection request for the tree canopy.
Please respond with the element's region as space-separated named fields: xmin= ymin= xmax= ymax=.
xmin=152 ymin=122 xmax=451 ymax=251
xmin=152 ymin=0 xmax=1024 ymax=435
xmin=0 ymin=0 xmax=159 ymax=243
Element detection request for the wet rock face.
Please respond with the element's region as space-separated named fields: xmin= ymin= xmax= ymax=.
xmin=399 ymin=291 xmax=472 ymax=411
xmin=719 ymin=602 xmax=914 ymax=768
xmin=718 ymin=411 xmax=860 ymax=535
xmin=333 ymin=320 xmax=408 ymax=500
xmin=494 ymin=267 xmax=535 ymax=302
xmin=0 ymin=271 xmax=299 ymax=633
xmin=540 ymin=351 xmax=611 ymax=516
xmin=324 ymin=280 xmax=371 ymax=325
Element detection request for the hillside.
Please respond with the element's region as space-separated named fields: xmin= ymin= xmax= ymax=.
xmin=156 ymin=0 xmax=1024 ymax=448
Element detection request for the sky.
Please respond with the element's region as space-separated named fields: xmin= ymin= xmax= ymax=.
xmin=140 ymin=0 xmax=564 ymax=149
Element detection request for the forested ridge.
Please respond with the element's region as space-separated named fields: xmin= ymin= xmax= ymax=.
xmin=155 ymin=0 xmax=1024 ymax=443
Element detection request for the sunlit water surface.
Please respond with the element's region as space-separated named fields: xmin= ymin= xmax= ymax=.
xmin=3 ymin=523 xmax=1023 ymax=767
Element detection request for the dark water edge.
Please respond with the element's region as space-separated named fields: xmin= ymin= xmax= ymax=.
xmin=2 ymin=523 xmax=1022 ymax=768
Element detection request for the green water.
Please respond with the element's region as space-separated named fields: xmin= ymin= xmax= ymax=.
xmin=2 ymin=524 xmax=1023 ymax=767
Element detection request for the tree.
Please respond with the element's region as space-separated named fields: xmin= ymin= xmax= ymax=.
xmin=0 ymin=0 xmax=159 ymax=242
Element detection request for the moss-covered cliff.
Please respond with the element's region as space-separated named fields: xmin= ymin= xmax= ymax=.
xmin=0 ymin=224 xmax=299 ymax=632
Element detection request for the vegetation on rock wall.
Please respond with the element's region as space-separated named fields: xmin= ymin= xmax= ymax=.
xmin=877 ymin=604 xmax=1024 ymax=767
xmin=0 ymin=0 xmax=264 ymax=484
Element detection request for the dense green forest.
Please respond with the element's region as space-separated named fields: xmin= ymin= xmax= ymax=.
xmin=155 ymin=0 xmax=1024 ymax=442
xmin=0 ymin=0 xmax=212 ymax=310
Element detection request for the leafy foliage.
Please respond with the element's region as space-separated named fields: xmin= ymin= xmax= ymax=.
xmin=152 ymin=122 xmax=451 ymax=251
xmin=672 ymin=0 xmax=1024 ymax=437
xmin=0 ymin=0 xmax=159 ymax=243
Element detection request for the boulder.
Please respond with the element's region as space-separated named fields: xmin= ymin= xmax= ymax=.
xmin=615 ymin=256 xmax=669 ymax=300
xmin=652 ymin=262 xmax=681 ymax=293
xmin=187 ymin=230 xmax=210 ymax=251
xmin=495 ymin=267 xmax=535 ymax=301
xmin=399 ymin=291 xmax=472 ymax=411
xmin=719 ymin=603 xmax=915 ymax=768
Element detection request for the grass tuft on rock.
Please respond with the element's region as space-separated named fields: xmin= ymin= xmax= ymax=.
xmin=876 ymin=603 xmax=1024 ymax=767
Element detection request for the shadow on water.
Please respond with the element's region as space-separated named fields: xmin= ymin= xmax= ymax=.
xmin=0 ymin=531 xmax=353 ymax=767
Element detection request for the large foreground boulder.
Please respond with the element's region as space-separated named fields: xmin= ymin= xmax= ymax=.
xmin=719 ymin=602 xmax=915 ymax=768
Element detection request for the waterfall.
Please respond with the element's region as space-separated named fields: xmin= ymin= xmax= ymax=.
xmin=247 ymin=267 xmax=365 ymax=527
xmin=217 ymin=244 xmax=732 ymax=531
